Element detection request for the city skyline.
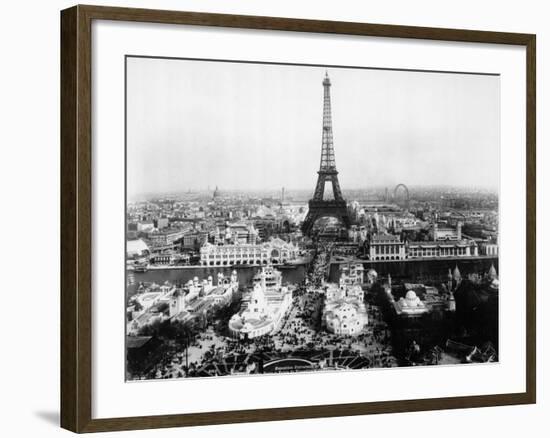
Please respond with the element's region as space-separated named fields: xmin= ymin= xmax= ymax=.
xmin=128 ymin=185 xmax=499 ymax=204
xmin=127 ymin=57 xmax=500 ymax=198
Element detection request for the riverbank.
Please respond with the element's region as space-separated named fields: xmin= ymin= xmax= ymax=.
xmin=330 ymin=254 xmax=499 ymax=264
xmin=127 ymin=264 xmax=307 ymax=299
xmin=328 ymin=256 xmax=498 ymax=283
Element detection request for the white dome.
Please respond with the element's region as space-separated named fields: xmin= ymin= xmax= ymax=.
xmin=402 ymin=290 xmax=422 ymax=308
xmin=405 ymin=290 xmax=417 ymax=300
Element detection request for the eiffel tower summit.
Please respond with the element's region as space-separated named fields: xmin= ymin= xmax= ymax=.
xmin=302 ymin=72 xmax=351 ymax=236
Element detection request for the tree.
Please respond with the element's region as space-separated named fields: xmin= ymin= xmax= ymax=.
xmin=171 ymin=319 xmax=200 ymax=347
xmin=193 ymin=238 xmax=201 ymax=252
xmin=137 ymin=319 xmax=162 ymax=337
xmin=155 ymin=301 xmax=169 ymax=314
xmin=131 ymin=300 xmax=143 ymax=312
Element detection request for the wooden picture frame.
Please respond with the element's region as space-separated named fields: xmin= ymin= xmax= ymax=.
xmin=61 ymin=4 xmax=536 ymax=433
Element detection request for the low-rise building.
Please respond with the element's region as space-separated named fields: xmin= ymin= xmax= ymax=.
xmin=406 ymin=240 xmax=478 ymax=258
xmin=228 ymin=266 xmax=292 ymax=339
xmin=127 ymin=284 xmax=174 ymax=334
xmin=213 ymin=223 xmax=259 ymax=245
xmin=431 ymin=222 xmax=462 ymax=241
xmin=137 ymin=222 xmax=155 ymax=233
xmin=365 ymin=232 xmax=480 ymax=261
xmin=169 ymin=271 xmax=239 ymax=320
xmin=149 ymin=252 xmax=190 ymax=266
xmin=368 ymin=233 xmax=406 ymax=261
xmin=153 ymin=217 xmax=169 ymax=230
xmin=323 ymin=282 xmax=368 ymax=336
xmin=394 ymin=290 xmax=429 ymax=316
xmin=339 ymin=263 xmax=364 ymax=286
xmin=147 ymin=226 xmax=191 ymax=247
xmin=200 ymin=238 xmax=299 ymax=266
xmin=479 ymin=241 xmax=499 ymax=256
xmin=181 ymin=231 xmax=209 ymax=250
xmin=383 ymin=275 xmax=457 ymax=318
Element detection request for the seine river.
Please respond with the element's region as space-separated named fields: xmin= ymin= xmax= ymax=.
xmin=127 ymin=265 xmax=307 ymax=298
xmin=127 ymin=257 xmax=497 ymax=298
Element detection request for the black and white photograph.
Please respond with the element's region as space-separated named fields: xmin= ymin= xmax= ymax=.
xmin=1 ymin=0 xmax=543 ymax=435
xmin=125 ymin=57 xmax=500 ymax=381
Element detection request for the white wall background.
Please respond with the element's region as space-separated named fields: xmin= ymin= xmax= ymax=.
xmin=0 ymin=0 xmax=546 ymax=437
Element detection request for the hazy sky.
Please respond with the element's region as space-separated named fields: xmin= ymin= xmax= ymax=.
xmin=126 ymin=57 xmax=499 ymax=198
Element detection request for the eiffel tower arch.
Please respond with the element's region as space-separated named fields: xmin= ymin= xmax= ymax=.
xmin=302 ymin=72 xmax=350 ymax=236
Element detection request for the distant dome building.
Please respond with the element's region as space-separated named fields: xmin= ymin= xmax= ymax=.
xmin=394 ymin=290 xmax=429 ymax=316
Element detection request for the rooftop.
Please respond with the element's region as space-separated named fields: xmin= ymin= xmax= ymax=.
xmin=407 ymin=240 xmax=471 ymax=248
xmin=372 ymin=234 xmax=401 ymax=242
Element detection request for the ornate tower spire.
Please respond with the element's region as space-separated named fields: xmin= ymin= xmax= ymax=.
xmin=488 ymin=263 xmax=497 ymax=280
xmin=453 ymin=264 xmax=462 ymax=282
xmin=320 ymin=72 xmax=336 ymax=170
xmin=302 ymin=72 xmax=350 ymax=236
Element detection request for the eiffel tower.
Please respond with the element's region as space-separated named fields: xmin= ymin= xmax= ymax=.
xmin=302 ymin=72 xmax=350 ymax=236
